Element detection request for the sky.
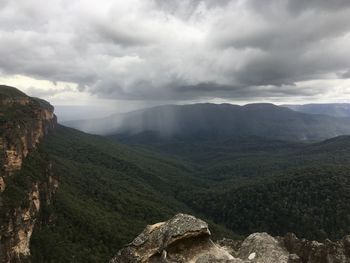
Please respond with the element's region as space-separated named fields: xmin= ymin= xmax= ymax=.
xmin=1 ymin=0 xmax=350 ymax=119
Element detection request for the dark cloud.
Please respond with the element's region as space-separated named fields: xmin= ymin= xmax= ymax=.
xmin=170 ymin=82 xmax=320 ymax=101
xmin=0 ymin=0 xmax=349 ymax=103
xmin=286 ymin=0 xmax=350 ymax=14
xmin=155 ymin=0 xmax=231 ymax=18
xmin=341 ymin=70 xmax=350 ymax=79
xmin=26 ymin=86 xmax=74 ymax=97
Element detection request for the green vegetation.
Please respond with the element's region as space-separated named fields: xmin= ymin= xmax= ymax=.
xmin=0 ymin=149 xmax=50 ymax=229
xmin=0 ymin=85 xmax=28 ymax=99
xmin=120 ymin=135 xmax=350 ymax=242
xmin=184 ymin=166 xmax=350 ymax=241
xmin=29 ymin=126 xmax=233 ymax=262
xmin=4 ymin=118 xmax=350 ymax=261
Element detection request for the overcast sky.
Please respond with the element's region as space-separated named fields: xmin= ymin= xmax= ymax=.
xmin=1 ymin=0 xmax=350 ymax=117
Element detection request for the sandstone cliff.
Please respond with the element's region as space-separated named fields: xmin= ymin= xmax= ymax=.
xmin=111 ymin=214 xmax=350 ymax=263
xmin=0 ymin=85 xmax=58 ymax=262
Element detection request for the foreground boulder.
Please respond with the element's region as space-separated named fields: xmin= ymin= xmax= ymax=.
xmin=110 ymin=214 xmax=235 ymax=263
xmin=237 ymin=233 xmax=289 ymax=263
xmin=110 ymin=214 xmax=292 ymax=263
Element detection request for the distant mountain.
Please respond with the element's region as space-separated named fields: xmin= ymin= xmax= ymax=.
xmin=283 ymin=103 xmax=350 ymax=118
xmin=65 ymin=103 xmax=350 ymax=142
xmin=54 ymin=105 xmax=116 ymax=122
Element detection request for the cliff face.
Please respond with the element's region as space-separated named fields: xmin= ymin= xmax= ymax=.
xmin=111 ymin=214 xmax=350 ymax=263
xmin=0 ymin=86 xmax=58 ymax=262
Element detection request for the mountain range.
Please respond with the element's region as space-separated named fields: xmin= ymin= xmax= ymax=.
xmin=64 ymin=103 xmax=350 ymax=142
xmin=284 ymin=103 xmax=350 ymax=118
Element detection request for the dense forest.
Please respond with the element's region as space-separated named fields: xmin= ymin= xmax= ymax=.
xmin=27 ymin=126 xmax=232 ymax=262
xmin=119 ymin=134 xmax=350 ymax=241
xmin=24 ymin=124 xmax=350 ymax=262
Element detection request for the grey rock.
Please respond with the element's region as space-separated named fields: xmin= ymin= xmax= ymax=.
xmin=110 ymin=214 xmax=235 ymax=263
xmin=283 ymin=233 xmax=350 ymax=263
xmin=288 ymin=253 xmax=301 ymax=263
xmin=238 ymin=232 xmax=289 ymax=263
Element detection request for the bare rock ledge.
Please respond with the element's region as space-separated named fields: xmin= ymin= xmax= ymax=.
xmin=111 ymin=214 xmax=350 ymax=263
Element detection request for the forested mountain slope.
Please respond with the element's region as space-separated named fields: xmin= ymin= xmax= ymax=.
xmin=114 ymin=128 xmax=350 ymax=243
xmin=175 ymin=136 xmax=350 ymax=241
xmin=2 ymin=86 xmax=350 ymax=262
xmin=29 ymin=126 xmax=233 ymax=262
xmin=29 ymin=126 xmax=192 ymax=262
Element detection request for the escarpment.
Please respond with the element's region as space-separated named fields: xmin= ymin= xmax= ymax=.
xmin=111 ymin=214 xmax=350 ymax=263
xmin=0 ymin=85 xmax=58 ymax=262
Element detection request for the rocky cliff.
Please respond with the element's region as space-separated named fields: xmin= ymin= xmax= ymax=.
xmin=111 ymin=214 xmax=350 ymax=263
xmin=0 ymin=85 xmax=58 ymax=262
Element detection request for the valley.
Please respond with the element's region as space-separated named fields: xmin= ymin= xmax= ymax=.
xmin=1 ymin=86 xmax=350 ymax=262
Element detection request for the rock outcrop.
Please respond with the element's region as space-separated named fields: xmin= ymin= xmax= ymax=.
xmin=0 ymin=85 xmax=58 ymax=262
xmin=0 ymin=87 xmax=57 ymax=180
xmin=111 ymin=214 xmax=350 ymax=263
xmin=283 ymin=233 xmax=350 ymax=263
xmin=110 ymin=214 xmax=235 ymax=263
xmin=237 ymin=233 xmax=290 ymax=263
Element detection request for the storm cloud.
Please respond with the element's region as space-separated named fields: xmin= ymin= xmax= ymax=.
xmin=1 ymin=0 xmax=350 ymax=103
